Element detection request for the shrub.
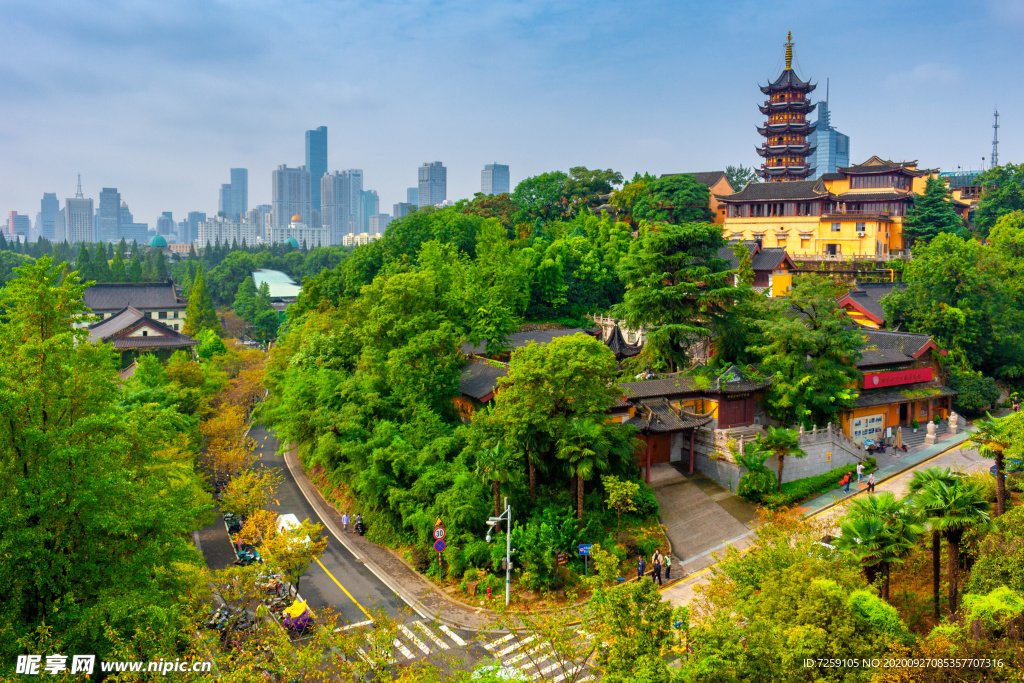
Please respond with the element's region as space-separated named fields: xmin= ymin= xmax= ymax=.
xmin=761 ymin=458 xmax=876 ymax=509
xmin=633 ymin=484 xmax=659 ymax=518
xmin=409 ymin=545 xmax=430 ymax=573
xmin=614 ymin=531 xmax=641 ymax=559
xmin=948 ymin=369 xmax=1000 ymax=415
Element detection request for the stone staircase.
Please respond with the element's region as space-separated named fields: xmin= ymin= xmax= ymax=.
xmin=893 ymin=422 xmax=948 ymax=450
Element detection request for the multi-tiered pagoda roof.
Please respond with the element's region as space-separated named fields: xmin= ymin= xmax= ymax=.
xmin=756 ymin=32 xmax=817 ymax=182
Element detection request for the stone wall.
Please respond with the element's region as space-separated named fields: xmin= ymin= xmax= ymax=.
xmin=692 ymin=422 xmax=868 ymax=490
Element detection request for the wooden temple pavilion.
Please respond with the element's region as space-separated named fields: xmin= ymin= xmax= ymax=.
xmin=756 ymin=31 xmax=817 ymax=182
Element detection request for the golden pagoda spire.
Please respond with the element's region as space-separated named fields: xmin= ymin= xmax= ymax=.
xmin=785 ymin=31 xmax=793 ymax=70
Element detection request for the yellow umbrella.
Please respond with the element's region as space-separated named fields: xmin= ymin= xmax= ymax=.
xmin=283 ymin=599 xmax=313 ymax=619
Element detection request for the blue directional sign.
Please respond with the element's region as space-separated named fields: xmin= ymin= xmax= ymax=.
xmin=578 ymin=543 xmax=593 ymax=556
xmin=434 ymin=539 xmax=446 ymax=553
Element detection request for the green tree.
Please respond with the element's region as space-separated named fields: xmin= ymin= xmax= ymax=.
xmin=971 ymin=412 xmax=1014 ymax=517
xmin=474 ymin=441 xmax=516 ymax=528
xmin=974 ymin=162 xmax=1024 ymax=237
xmin=756 ymin=426 xmax=806 ymax=493
xmin=834 ymin=492 xmax=924 ymax=600
xmin=725 ymin=164 xmax=758 ymax=192
xmin=611 ymin=221 xmax=739 ymax=371
xmin=749 ymin=275 xmax=863 ymax=427
xmin=966 ymin=504 xmax=1024 ymax=596
xmin=915 ymin=478 xmax=991 ymax=616
xmin=75 ymin=242 xmax=93 ymax=282
xmin=631 ymin=174 xmax=714 ymax=224
xmin=0 ymin=256 xmax=207 ymax=663
xmin=234 ymin=275 xmax=258 ymax=323
xmin=902 ymin=176 xmax=969 ymax=243
xmin=196 ymin=328 xmax=227 ymax=360
xmin=155 ymin=248 xmax=169 ymax=279
xmin=92 ymin=242 xmax=112 ymax=281
xmin=602 ymin=475 xmax=639 ymax=530
xmin=128 ymin=250 xmax=143 ymax=282
xmin=907 ymin=466 xmax=962 ymax=619
xmin=556 ymin=418 xmax=608 ymax=523
xmin=111 ymin=243 xmax=127 ymax=282
xmin=183 ymin=263 xmax=219 ymax=336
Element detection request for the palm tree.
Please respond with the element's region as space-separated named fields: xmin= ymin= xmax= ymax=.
xmin=970 ymin=413 xmax=1013 ymax=516
xmin=834 ymin=492 xmax=924 ymax=600
xmin=915 ymin=479 xmax=991 ymax=616
xmin=556 ymin=419 xmax=608 ymax=525
xmin=907 ymin=466 xmax=961 ymax=618
xmin=475 ymin=441 xmax=514 ymax=531
xmin=757 ymin=426 xmax=807 ymax=493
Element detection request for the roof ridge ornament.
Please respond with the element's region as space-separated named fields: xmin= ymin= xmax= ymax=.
xmin=785 ymin=31 xmax=793 ymax=70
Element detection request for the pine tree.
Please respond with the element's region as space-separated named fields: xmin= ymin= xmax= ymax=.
xmin=75 ymin=244 xmax=93 ymax=283
xmin=128 ymin=252 xmax=143 ymax=283
xmin=111 ymin=246 xmax=127 ymax=282
xmin=231 ymin=237 xmax=239 ymax=251
xmin=155 ymin=250 xmax=169 ymax=280
xmin=182 ymin=264 xmax=220 ymax=335
xmin=0 ymin=233 xmax=7 ymax=250
xmin=188 ymin=244 xmax=198 ymax=260
xmin=106 ymin=242 xmax=114 ymax=259
xmin=92 ymin=243 xmax=112 ymax=282
xmin=904 ymin=177 xmax=969 ymax=244
xmin=233 ymin=276 xmax=258 ymax=323
xmin=253 ymin=281 xmax=279 ymax=341
xmin=142 ymin=249 xmax=156 ymax=281
xmin=118 ymin=237 xmax=128 ymax=255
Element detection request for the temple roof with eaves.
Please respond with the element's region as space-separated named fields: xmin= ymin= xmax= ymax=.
xmin=716 ymin=178 xmax=830 ymax=202
xmin=759 ymin=68 xmax=816 ymax=94
xmin=758 ymin=100 xmax=817 ymax=115
xmin=838 ymin=156 xmax=927 ymax=176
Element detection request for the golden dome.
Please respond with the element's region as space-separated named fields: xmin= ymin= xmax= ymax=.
xmin=291 ymin=213 xmax=302 ymax=222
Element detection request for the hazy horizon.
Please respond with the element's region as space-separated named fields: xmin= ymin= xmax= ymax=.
xmin=1 ymin=0 xmax=1021 ymax=228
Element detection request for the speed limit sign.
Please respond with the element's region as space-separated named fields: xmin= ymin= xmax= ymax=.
xmin=433 ymin=526 xmax=446 ymax=540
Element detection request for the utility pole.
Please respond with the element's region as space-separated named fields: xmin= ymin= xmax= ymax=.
xmin=992 ymin=108 xmax=1000 ymax=169
xmin=485 ymin=497 xmax=513 ymax=607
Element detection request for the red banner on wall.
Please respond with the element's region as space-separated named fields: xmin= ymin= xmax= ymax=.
xmin=862 ymin=367 xmax=933 ymax=389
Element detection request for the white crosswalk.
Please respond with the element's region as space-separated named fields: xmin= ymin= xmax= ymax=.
xmin=350 ymin=620 xmax=595 ymax=681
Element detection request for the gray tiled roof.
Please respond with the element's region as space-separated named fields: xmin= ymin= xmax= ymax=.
xmin=820 ymin=172 xmax=844 ymax=181
xmin=855 ymin=382 xmax=956 ymax=408
xmin=857 ymin=329 xmax=933 ymax=367
xmin=838 ymin=157 xmax=923 ymax=175
xmin=83 ymin=282 xmax=186 ymax=311
xmin=841 ymin=282 xmax=906 ymax=323
xmin=87 ymin=306 xmax=145 ymax=342
xmin=750 ymin=247 xmax=790 ymax=271
xmin=87 ymin=306 xmax=198 ymax=350
xmin=458 ymin=362 xmax=508 ymax=401
xmin=459 ymin=328 xmax=596 ymax=357
xmin=624 ymin=398 xmax=714 ymax=432
xmin=717 ymin=179 xmax=827 ymax=202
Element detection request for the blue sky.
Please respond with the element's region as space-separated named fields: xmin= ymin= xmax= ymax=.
xmin=1 ymin=0 xmax=1021 ymax=226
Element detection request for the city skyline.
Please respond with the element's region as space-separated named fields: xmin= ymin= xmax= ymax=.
xmin=0 ymin=1 xmax=1021 ymax=223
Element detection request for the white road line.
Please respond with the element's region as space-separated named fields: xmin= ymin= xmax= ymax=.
xmin=336 ymin=619 xmax=374 ymax=632
xmin=398 ymin=624 xmax=430 ymax=655
xmin=505 ymin=643 xmax=548 ymax=667
xmin=364 ymin=635 xmax=395 ymax=664
xmin=439 ymin=624 xmax=467 ymax=647
xmin=413 ymin=621 xmax=449 ymax=650
xmin=496 ymin=635 xmax=535 ymax=658
xmin=355 ymin=647 xmax=371 ymax=664
xmin=530 ymin=660 xmax=561 ymax=680
xmin=393 ymin=638 xmax=415 ymax=660
xmin=551 ymin=665 xmax=584 ymax=683
xmin=483 ymin=633 xmax=515 ymax=651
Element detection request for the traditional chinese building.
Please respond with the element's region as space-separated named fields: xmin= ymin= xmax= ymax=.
xmin=756 ymin=32 xmax=817 ymax=182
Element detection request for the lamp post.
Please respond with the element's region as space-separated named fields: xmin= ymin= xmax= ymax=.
xmin=485 ymin=497 xmax=513 ymax=607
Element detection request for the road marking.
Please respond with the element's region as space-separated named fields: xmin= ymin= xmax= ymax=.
xmin=483 ymin=633 xmax=515 ymax=651
xmin=392 ymin=638 xmax=414 ymax=660
xmin=531 ymin=660 xmax=560 ymax=678
xmin=398 ymin=624 xmax=430 ymax=655
xmin=496 ymin=634 xmax=535 ymax=657
xmin=505 ymin=643 xmax=548 ymax=666
xmin=336 ymin=619 xmax=373 ymax=632
xmin=551 ymin=666 xmax=584 ymax=683
xmin=413 ymin=621 xmax=449 ymax=650
xmin=363 ymin=635 xmax=395 ymax=664
xmin=439 ymin=624 xmax=467 ymax=647
xmin=314 ymin=557 xmax=373 ymax=622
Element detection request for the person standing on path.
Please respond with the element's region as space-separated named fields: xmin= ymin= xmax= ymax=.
xmin=841 ymin=473 xmax=851 ymax=493
xmin=664 ymin=553 xmax=672 ymax=580
xmin=652 ymin=554 xmax=662 ymax=585
xmin=341 ymin=512 xmax=350 ymax=533
xmin=856 ymin=462 xmax=865 ymax=483
xmin=637 ymin=556 xmax=646 ymax=580
xmin=867 ymin=473 xmax=876 ymax=493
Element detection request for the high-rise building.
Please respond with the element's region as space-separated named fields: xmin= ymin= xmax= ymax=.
xmin=360 ymin=190 xmax=379 ymax=233
xmin=417 ymin=162 xmax=447 ymax=207
xmin=181 ymin=211 xmax=206 ymax=244
xmin=65 ymin=176 xmax=94 ymax=243
xmin=7 ymin=211 xmax=30 ymax=236
xmin=407 ymin=187 xmax=418 ymax=205
xmin=267 ymin=213 xmax=328 ymax=248
xmin=53 ymin=209 xmax=66 ymax=243
xmin=230 ymin=168 xmax=248 ymax=218
xmin=197 ymin=217 xmax=260 ymax=248
xmin=322 ymin=169 xmax=363 ymax=243
xmin=97 ymin=187 xmax=121 ymax=242
xmin=305 ymin=126 xmax=328 ymax=216
xmin=272 ymin=165 xmax=312 ymax=230
xmin=369 ymin=213 xmax=392 ymax=235
xmin=755 ymin=32 xmax=817 ymax=182
xmin=39 ymin=193 xmax=58 ymax=240
xmin=118 ymin=201 xmax=148 ymax=243
xmin=156 ymin=212 xmax=175 ymax=236
xmin=481 ymin=163 xmax=510 ymax=195
xmin=219 ymin=184 xmax=233 ymax=218
xmin=807 ymin=93 xmax=850 ymax=180
xmin=393 ymin=202 xmax=415 ymax=219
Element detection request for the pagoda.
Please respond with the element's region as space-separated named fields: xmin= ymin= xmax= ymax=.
xmin=756 ymin=32 xmax=817 ymax=181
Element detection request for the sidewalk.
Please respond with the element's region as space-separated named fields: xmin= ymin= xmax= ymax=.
xmin=284 ymin=447 xmax=498 ymax=631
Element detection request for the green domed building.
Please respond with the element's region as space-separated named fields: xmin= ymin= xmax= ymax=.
xmin=148 ymin=234 xmax=168 ymax=248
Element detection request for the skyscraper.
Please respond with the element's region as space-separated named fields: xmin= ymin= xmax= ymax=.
xmin=97 ymin=187 xmax=121 ymax=242
xmin=407 ymin=188 xmax=418 ymax=205
xmin=183 ymin=211 xmax=207 ymax=244
xmin=393 ymin=202 xmax=415 ymax=219
xmin=272 ymin=165 xmax=312 ymax=230
xmin=39 ymin=193 xmax=58 ymax=240
xmin=7 ymin=211 xmax=30 ymax=236
xmin=65 ymin=177 xmax=94 ymax=244
xmin=360 ymin=189 xmax=379 ymax=233
xmin=369 ymin=213 xmax=392 ymax=235
xmin=807 ymin=88 xmax=850 ymax=180
xmin=230 ymin=168 xmax=248 ymax=217
xmin=305 ymin=126 xmax=328 ymax=216
xmin=53 ymin=209 xmax=66 ymax=243
xmin=157 ymin=212 xmax=175 ymax=236
xmin=418 ymin=161 xmax=447 ymax=207
xmin=118 ymin=201 xmax=149 ymax=243
xmin=219 ymin=184 xmax=233 ymax=218
xmin=322 ymin=170 xmax=364 ymax=244
xmin=481 ymin=163 xmax=510 ymax=195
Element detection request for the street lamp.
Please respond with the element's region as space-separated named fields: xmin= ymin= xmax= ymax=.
xmin=485 ymin=496 xmax=514 ymax=607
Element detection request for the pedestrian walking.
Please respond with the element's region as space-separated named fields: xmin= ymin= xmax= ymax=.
xmin=856 ymin=462 xmax=865 ymax=483
xmin=664 ymin=553 xmax=672 ymax=580
xmin=867 ymin=473 xmax=876 ymax=493
xmin=637 ymin=556 xmax=646 ymax=580
xmin=841 ymin=473 xmax=851 ymax=493
xmin=652 ymin=555 xmax=662 ymax=586
xmin=1014 ymin=395 xmax=1020 ymax=413
xmin=342 ymin=512 xmax=350 ymax=533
